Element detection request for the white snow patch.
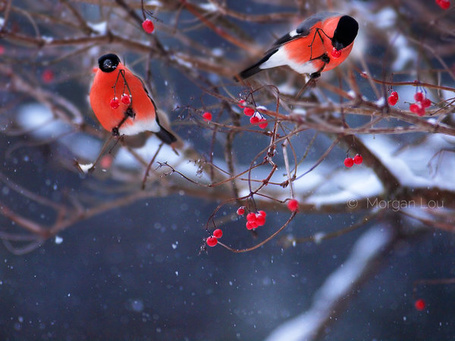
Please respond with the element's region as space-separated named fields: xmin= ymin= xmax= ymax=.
xmin=88 ymin=21 xmax=107 ymax=35
xmin=41 ymin=35 xmax=54 ymax=43
xmin=347 ymin=90 xmax=356 ymax=99
xmin=361 ymin=135 xmax=428 ymax=187
xmin=170 ymin=54 xmax=193 ymax=69
xmin=17 ymin=104 xmax=72 ymax=139
xmin=211 ymin=48 xmax=224 ymax=57
xmin=313 ymin=232 xmax=325 ymax=244
xmin=372 ymin=7 xmax=397 ymax=29
xmin=391 ymin=35 xmax=414 ymax=71
xmin=360 ymin=134 xmax=455 ymax=191
xmin=199 ymin=2 xmax=218 ymax=11
xmin=265 ymin=226 xmax=393 ymax=341
xmin=146 ymin=0 xmax=162 ymax=6
xmin=304 ymin=168 xmax=383 ymax=208
xmin=78 ymin=163 xmax=94 ymax=174
xmin=277 ymin=82 xmax=300 ymax=95
xmin=375 ymin=96 xmax=386 ymax=106
xmin=292 ymin=107 xmax=307 ymax=116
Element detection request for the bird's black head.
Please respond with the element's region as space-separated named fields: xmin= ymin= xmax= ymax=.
xmin=98 ymin=53 xmax=121 ymax=73
xmin=332 ymin=16 xmax=359 ymax=50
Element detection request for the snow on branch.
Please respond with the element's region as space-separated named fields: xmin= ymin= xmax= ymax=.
xmin=265 ymin=224 xmax=397 ymax=341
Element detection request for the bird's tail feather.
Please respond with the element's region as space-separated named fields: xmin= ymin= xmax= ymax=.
xmin=156 ymin=125 xmax=177 ymax=145
xmin=236 ymin=48 xmax=278 ymax=81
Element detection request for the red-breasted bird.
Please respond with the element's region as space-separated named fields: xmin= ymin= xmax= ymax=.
xmin=89 ymin=53 xmax=177 ymax=145
xmin=237 ymin=12 xmax=358 ymax=80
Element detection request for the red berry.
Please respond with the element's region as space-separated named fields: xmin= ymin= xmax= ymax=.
xmin=353 ymin=154 xmax=363 ymax=165
xmin=250 ymin=116 xmax=260 ymax=125
xmin=236 ymin=207 xmax=245 ymax=215
xmin=414 ymin=92 xmax=424 ymax=102
xmin=287 ymin=199 xmax=299 ymax=212
xmin=258 ymin=118 xmax=268 ymax=129
xmin=243 ymin=107 xmax=255 ymax=116
xmin=422 ymin=98 xmax=431 ymax=108
xmin=110 ymin=97 xmax=120 ymax=109
xmin=436 ymin=0 xmax=450 ymax=9
xmin=246 ymin=212 xmax=257 ymax=222
xmin=206 ymin=236 xmax=218 ymax=247
xmin=258 ymin=210 xmax=266 ymax=218
xmin=387 ymin=91 xmax=398 ymax=106
xmin=410 ymin=103 xmax=425 ymax=116
xmin=238 ymin=99 xmax=246 ymax=108
xmin=255 ymin=214 xmax=266 ymax=226
xmin=331 ymin=47 xmax=341 ymax=58
xmin=409 ymin=103 xmax=419 ymax=113
xmin=121 ymin=93 xmax=131 ymax=105
xmin=202 ymin=112 xmax=212 ymax=121
xmin=213 ymin=228 xmax=223 ymax=239
xmin=414 ymin=298 xmax=426 ymax=311
xmin=42 ymin=69 xmax=54 ymax=83
xmin=246 ymin=221 xmax=256 ymax=230
xmin=100 ymin=154 xmax=113 ymax=169
xmin=344 ymin=157 xmax=354 ymax=168
xmin=387 ymin=95 xmax=398 ymax=106
xmin=142 ymin=19 xmax=155 ymax=34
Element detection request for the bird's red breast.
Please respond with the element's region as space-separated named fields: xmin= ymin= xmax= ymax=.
xmin=90 ymin=62 xmax=159 ymax=136
xmin=283 ymin=15 xmax=354 ymax=72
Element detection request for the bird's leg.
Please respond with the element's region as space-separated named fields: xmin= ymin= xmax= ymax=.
xmin=125 ymin=107 xmax=135 ymax=118
xmin=295 ymin=53 xmax=329 ymax=99
xmin=111 ymin=106 xmax=136 ymax=136
xmin=309 ymin=54 xmax=330 ymax=84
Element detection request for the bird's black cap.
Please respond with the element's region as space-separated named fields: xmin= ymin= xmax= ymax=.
xmin=98 ymin=53 xmax=121 ymax=73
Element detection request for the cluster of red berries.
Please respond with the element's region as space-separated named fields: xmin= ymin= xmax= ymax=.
xmin=409 ymin=92 xmax=431 ymax=117
xmin=242 ymin=209 xmax=267 ymax=230
xmin=287 ymin=199 xmax=299 ymax=212
xmin=238 ymin=100 xmax=268 ymax=129
xmin=110 ymin=93 xmax=131 ymax=109
xmin=436 ymin=0 xmax=451 ymax=9
xmin=142 ymin=19 xmax=155 ymax=34
xmin=206 ymin=228 xmax=223 ymax=247
xmin=237 ymin=207 xmax=267 ymax=230
xmin=331 ymin=47 xmax=341 ymax=59
xmin=202 ymin=112 xmax=212 ymax=121
xmin=344 ymin=154 xmax=363 ymax=168
xmin=387 ymin=91 xmax=399 ymax=106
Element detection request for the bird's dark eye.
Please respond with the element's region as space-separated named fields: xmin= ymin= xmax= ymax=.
xmin=103 ymin=59 xmax=114 ymax=70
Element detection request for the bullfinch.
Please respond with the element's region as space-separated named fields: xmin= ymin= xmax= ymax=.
xmin=237 ymin=12 xmax=358 ymax=80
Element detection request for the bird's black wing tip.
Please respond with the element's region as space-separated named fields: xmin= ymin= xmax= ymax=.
xmin=235 ymin=65 xmax=262 ymax=81
xmin=235 ymin=48 xmax=278 ymax=82
xmin=156 ymin=127 xmax=178 ymax=145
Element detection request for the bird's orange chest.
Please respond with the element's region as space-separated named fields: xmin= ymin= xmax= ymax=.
xmin=90 ymin=67 xmax=154 ymax=132
xmin=283 ymin=17 xmax=348 ymax=71
xmin=284 ymin=23 xmax=328 ymax=64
